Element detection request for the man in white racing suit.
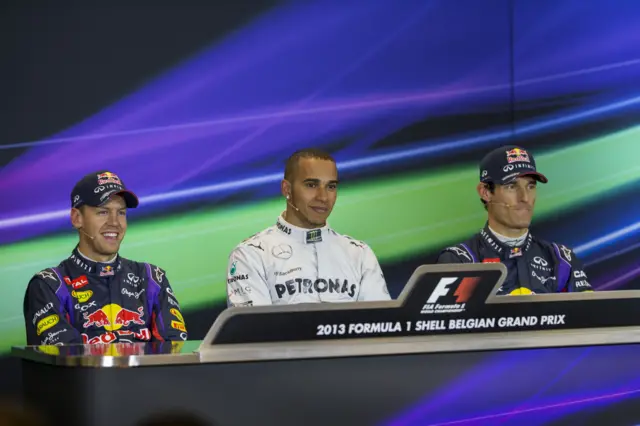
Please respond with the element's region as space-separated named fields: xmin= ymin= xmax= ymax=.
xmin=226 ymin=148 xmax=390 ymax=306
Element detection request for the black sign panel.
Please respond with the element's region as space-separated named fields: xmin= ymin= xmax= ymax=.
xmin=205 ymin=264 xmax=640 ymax=345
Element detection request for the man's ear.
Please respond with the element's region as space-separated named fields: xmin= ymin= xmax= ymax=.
xmin=70 ymin=207 xmax=83 ymax=229
xmin=477 ymin=182 xmax=492 ymax=204
xmin=281 ymin=179 xmax=291 ymax=199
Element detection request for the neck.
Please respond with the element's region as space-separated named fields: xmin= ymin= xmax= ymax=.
xmin=77 ymin=241 xmax=117 ymax=263
xmin=283 ymin=206 xmax=325 ymax=229
xmin=487 ymin=217 xmax=528 ymax=238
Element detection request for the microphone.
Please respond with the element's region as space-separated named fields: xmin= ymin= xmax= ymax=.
xmin=78 ymin=228 xmax=95 ymax=240
xmin=489 ymin=201 xmax=512 ymax=208
xmin=287 ymin=199 xmax=300 ymax=212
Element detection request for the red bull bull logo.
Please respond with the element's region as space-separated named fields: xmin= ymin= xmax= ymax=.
xmin=505 ymin=148 xmax=530 ymax=164
xmin=83 ymin=304 xmax=145 ymax=331
xmin=97 ymin=172 xmax=122 ymax=185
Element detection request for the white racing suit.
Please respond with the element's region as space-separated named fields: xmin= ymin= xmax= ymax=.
xmin=226 ymin=214 xmax=391 ymax=306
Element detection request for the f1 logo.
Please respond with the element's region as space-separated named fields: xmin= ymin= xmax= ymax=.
xmin=426 ymin=277 xmax=479 ymax=304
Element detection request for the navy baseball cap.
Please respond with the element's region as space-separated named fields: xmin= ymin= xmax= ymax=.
xmin=71 ymin=171 xmax=139 ymax=209
xmin=479 ymin=145 xmax=548 ymax=185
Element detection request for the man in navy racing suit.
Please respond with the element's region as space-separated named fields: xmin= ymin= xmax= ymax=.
xmin=436 ymin=146 xmax=593 ymax=295
xmin=227 ymin=148 xmax=391 ymax=306
xmin=23 ymin=170 xmax=187 ymax=345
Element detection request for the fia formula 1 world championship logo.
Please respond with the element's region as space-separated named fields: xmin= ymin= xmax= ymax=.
xmin=420 ymin=277 xmax=479 ymax=314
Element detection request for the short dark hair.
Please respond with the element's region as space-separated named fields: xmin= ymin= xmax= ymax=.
xmin=480 ymin=182 xmax=496 ymax=210
xmin=284 ymin=148 xmax=336 ymax=181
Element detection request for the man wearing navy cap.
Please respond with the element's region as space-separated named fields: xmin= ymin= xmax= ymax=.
xmin=436 ymin=146 xmax=593 ymax=295
xmin=23 ymin=170 xmax=188 ymax=345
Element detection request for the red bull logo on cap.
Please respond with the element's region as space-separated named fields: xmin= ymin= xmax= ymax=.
xmin=506 ymin=148 xmax=530 ymax=164
xmin=83 ymin=303 xmax=145 ymax=331
xmin=97 ymin=172 xmax=122 ymax=185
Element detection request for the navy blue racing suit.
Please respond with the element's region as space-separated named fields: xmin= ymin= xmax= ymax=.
xmin=23 ymin=247 xmax=188 ymax=345
xmin=435 ymin=224 xmax=593 ymax=295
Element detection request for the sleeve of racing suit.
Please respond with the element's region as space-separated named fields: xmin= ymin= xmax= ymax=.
xmin=23 ymin=270 xmax=81 ymax=345
xmin=357 ymin=245 xmax=391 ymax=301
xmin=555 ymin=244 xmax=594 ymax=292
xmin=226 ymin=245 xmax=272 ymax=306
xmin=435 ymin=249 xmax=466 ymax=264
xmin=147 ymin=264 xmax=188 ymax=341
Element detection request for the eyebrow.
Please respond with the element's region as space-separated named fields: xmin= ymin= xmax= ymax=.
xmin=302 ymin=178 xmax=340 ymax=184
xmin=97 ymin=207 xmax=127 ymax=211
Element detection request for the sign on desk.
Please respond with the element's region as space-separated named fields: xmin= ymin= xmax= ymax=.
xmin=203 ymin=263 xmax=640 ymax=345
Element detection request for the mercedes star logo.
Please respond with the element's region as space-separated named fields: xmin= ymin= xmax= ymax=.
xmin=271 ymin=244 xmax=293 ymax=259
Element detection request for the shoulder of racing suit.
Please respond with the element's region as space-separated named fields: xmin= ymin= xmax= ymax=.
xmin=28 ymin=267 xmax=66 ymax=298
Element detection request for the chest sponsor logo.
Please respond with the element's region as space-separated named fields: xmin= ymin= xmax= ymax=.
xmin=533 ymin=256 xmax=548 ymax=266
xmin=275 ymin=278 xmax=356 ymax=299
xmin=122 ymin=287 xmax=146 ymax=299
xmin=421 ymin=277 xmax=479 ymax=314
xmin=274 ymin=267 xmax=302 ymax=276
xmin=530 ymin=261 xmax=552 ymax=272
xmin=125 ymin=273 xmax=141 ymax=288
xmin=82 ymin=328 xmax=151 ymax=346
xmin=83 ymin=304 xmax=145 ymax=331
xmin=36 ymin=315 xmax=59 ymax=335
xmin=72 ymin=290 xmax=93 ymax=303
xmin=100 ymin=265 xmax=115 ymax=277
xmin=531 ymin=270 xmax=556 ymax=285
xmin=64 ymin=275 xmax=89 ymax=290
xmin=272 ymin=244 xmax=293 ymax=259
xmin=32 ymin=302 xmax=54 ymax=325
xmin=75 ymin=300 xmax=97 ymax=312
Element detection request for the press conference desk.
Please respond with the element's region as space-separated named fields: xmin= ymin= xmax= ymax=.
xmin=13 ymin=265 xmax=640 ymax=426
xmin=13 ymin=329 xmax=640 ymax=426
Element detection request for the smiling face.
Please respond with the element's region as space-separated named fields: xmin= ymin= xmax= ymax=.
xmin=71 ymin=195 xmax=128 ymax=261
xmin=282 ymin=157 xmax=338 ymax=228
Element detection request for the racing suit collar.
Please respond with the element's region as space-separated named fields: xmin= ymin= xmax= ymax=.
xmin=276 ymin=213 xmax=330 ymax=244
xmin=480 ymin=223 xmax=533 ymax=260
xmin=68 ymin=246 xmax=122 ymax=277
